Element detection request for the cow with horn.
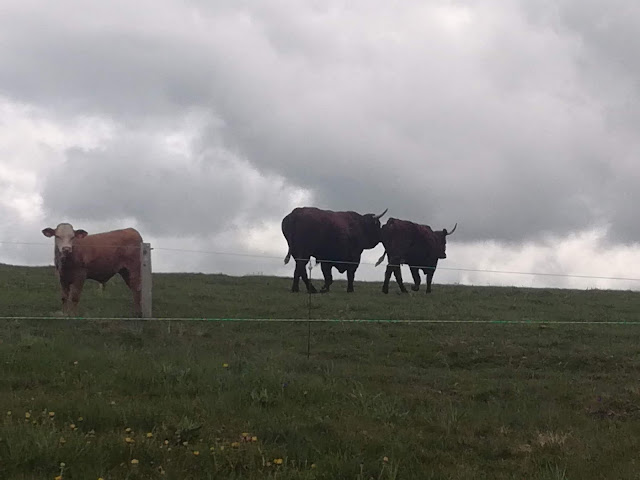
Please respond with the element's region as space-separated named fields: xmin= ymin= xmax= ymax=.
xmin=282 ymin=207 xmax=388 ymax=293
xmin=375 ymin=218 xmax=456 ymax=294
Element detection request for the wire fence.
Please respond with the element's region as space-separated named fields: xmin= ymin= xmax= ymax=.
xmin=1 ymin=239 xmax=639 ymax=331
xmin=2 ymin=240 xmax=640 ymax=283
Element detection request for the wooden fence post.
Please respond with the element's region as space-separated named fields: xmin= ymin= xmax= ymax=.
xmin=141 ymin=242 xmax=153 ymax=318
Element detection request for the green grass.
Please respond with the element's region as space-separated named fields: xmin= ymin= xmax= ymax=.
xmin=1 ymin=264 xmax=640 ymax=479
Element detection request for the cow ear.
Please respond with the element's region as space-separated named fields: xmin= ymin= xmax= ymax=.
xmin=74 ymin=229 xmax=88 ymax=239
xmin=42 ymin=228 xmax=55 ymax=237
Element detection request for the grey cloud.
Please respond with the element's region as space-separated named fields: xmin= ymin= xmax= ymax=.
xmin=1 ymin=1 xmax=640 ymax=247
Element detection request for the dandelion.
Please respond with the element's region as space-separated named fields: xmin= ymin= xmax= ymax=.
xmin=222 ymin=363 xmax=229 ymax=368
xmin=125 ymin=427 xmax=132 ymax=434
xmin=146 ymin=432 xmax=153 ymax=438
xmin=54 ymin=476 xmax=63 ymax=480
xmin=383 ymin=456 xmax=389 ymax=463
xmin=70 ymin=424 xmax=76 ymax=431
xmin=274 ymin=458 xmax=283 ymax=465
xmin=125 ymin=437 xmax=135 ymax=444
xmin=251 ymin=436 xmax=258 ymax=442
xmin=98 ymin=478 xmax=104 ymax=480
xmin=25 ymin=412 xmax=31 ymax=419
xmin=231 ymin=441 xmax=240 ymax=448
xmin=49 ymin=411 xmax=55 ymax=418
xmin=193 ymin=450 xmax=200 ymax=456
xmin=131 ymin=459 xmax=139 ymax=465
xmin=311 ymin=463 xmax=316 ymax=469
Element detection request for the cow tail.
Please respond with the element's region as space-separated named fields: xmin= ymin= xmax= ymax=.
xmin=284 ymin=251 xmax=291 ymax=264
xmin=375 ymin=250 xmax=387 ymax=267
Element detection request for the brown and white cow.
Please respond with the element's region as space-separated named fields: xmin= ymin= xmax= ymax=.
xmin=42 ymin=223 xmax=143 ymax=316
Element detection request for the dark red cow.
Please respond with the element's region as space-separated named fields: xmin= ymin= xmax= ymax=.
xmin=375 ymin=218 xmax=456 ymax=294
xmin=282 ymin=207 xmax=387 ymax=293
xmin=42 ymin=223 xmax=144 ymax=316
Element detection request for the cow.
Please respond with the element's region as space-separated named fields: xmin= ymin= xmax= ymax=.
xmin=375 ymin=218 xmax=456 ymax=294
xmin=42 ymin=223 xmax=144 ymax=316
xmin=282 ymin=207 xmax=388 ymax=293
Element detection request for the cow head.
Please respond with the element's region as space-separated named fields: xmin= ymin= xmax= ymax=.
xmin=42 ymin=223 xmax=88 ymax=259
xmin=361 ymin=208 xmax=388 ymax=248
xmin=434 ymin=223 xmax=457 ymax=259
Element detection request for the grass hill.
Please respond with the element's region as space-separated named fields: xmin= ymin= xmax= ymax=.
xmin=1 ymin=264 xmax=640 ymax=479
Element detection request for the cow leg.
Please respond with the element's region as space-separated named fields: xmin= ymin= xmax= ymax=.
xmin=294 ymin=258 xmax=316 ymax=293
xmin=424 ymin=266 xmax=436 ymax=294
xmin=410 ymin=267 xmax=421 ymax=291
xmin=382 ymin=264 xmax=393 ymax=294
xmin=346 ymin=264 xmax=357 ymax=293
xmin=391 ymin=259 xmax=408 ymax=293
xmin=320 ymin=262 xmax=333 ymax=293
xmin=60 ymin=281 xmax=71 ymax=315
xmin=423 ymin=262 xmax=437 ymax=293
xmin=68 ymin=277 xmax=86 ymax=317
xmin=120 ymin=268 xmax=142 ymax=317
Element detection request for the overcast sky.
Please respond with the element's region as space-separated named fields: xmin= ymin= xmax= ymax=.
xmin=1 ymin=0 xmax=639 ymax=291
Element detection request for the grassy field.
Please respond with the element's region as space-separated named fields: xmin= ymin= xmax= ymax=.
xmin=1 ymin=264 xmax=640 ymax=479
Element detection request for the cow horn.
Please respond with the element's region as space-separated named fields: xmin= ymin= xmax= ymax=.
xmin=446 ymin=223 xmax=457 ymax=235
xmin=374 ymin=208 xmax=388 ymax=220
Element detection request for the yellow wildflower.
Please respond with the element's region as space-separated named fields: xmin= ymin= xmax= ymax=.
xmin=125 ymin=437 xmax=135 ymax=444
xmin=274 ymin=458 xmax=283 ymax=465
xmin=220 ymin=445 xmax=225 ymax=451
xmin=164 ymin=439 xmax=169 ymax=445
xmin=49 ymin=412 xmax=55 ymax=418
xmin=223 ymin=363 xmax=229 ymax=368
xmin=193 ymin=450 xmax=200 ymax=456
xmin=125 ymin=427 xmax=132 ymax=433
xmin=60 ymin=462 xmax=66 ymax=468
xmin=25 ymin=412 xmax=31 ymax=419
xmin=383 ymin=456 xmax=389 ymax=463
xmin=311 ymin=463 xmax=316 ymax=468
xmin=131 ymin=459 xmax=139 ymax=465
xmin=251 ymin=436 xmax=258 ymax=442
xmin=231 ymin=441 xmax=240 ymax=448
xmin=70 ymin=424 xmax=76 ymax=430
xmin=146 ymin=432 xmax=153 ymax=438
xmin=77 ymin=417 xmax=84 ymax=422
xmin=54 ymin=476 xmax=63 ymax=480
xmin=6 ymin=411 xmax=11 ymax=416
